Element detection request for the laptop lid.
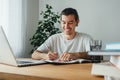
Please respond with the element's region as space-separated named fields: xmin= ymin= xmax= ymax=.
xmin=0 ymin=26 xmax=18 ymax=66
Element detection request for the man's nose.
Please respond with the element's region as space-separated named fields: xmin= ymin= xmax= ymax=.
xmin=65 ymin=23 xmax=69 ymax=28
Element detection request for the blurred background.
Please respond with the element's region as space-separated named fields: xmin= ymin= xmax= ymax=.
xmin=0 ymin=0 xmax=120 ymax=60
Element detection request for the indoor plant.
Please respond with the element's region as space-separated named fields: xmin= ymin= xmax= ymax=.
xmin=30 ymin=4 xmax=61 ymax=52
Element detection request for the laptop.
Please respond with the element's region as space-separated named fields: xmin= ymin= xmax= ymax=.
xmin=0 ymin=26 xmax=46 ymax=67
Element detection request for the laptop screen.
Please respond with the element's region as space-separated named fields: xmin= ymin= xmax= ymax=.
xmin=0 ymin=26 xmax=17 ymax=66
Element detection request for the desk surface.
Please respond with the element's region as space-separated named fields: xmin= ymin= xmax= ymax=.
xmin=0 ymin=63 xmax=103 ymax=80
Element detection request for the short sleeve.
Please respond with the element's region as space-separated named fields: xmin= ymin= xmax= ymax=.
xmin=85 ymin=36 xmax=93 ymax=51
xmin=37 ymin=36 xmax=53 ymax=53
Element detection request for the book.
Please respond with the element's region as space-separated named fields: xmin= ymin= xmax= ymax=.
xmin=106 ymin=42 xmax=120 ymax=50
xmin=88 ymin=42 xmax=120 ymax=56
xmin=105 ymin=42 xmax=120 ymax=69
xmin=44 ymin=59 xmax=91 ymax=64
xmin=91 ymin=62 xmax=120 ymax=78
xmin=88 ymin=42 xmax=120 ymax=55
xmin=88 ymin=50 xmax=120 ymax=56
xmin=90 ymin=42 xmax=120 ymax=78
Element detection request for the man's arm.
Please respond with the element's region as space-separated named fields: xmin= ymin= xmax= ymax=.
xmin=31 ymin=50 xmax=58 ymax=60
xmin=59 ymin=52 xmax=90 ymax=61
xmin=31 ymin=50 xmax=47 ymax=60
xmin=73 ymin=52 xmax=91 ymax=59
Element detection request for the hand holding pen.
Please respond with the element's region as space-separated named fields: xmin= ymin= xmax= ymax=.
xmin=47 ymin=51 xmax=58 ymax=60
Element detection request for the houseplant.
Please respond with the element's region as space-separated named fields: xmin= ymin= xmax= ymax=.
xmin=30 ymin=4 xmax=61 ymax=52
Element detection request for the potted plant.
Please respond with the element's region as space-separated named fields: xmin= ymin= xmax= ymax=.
xmin=30 ymin=4 xmax=61 ymax=52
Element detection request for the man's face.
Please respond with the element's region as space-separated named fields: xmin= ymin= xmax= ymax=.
xmin=61 ymin=15 xmax=79 ymax=35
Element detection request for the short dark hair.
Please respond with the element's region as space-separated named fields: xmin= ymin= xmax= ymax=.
xmin=61 ymin=8 xmax=79 ymax=21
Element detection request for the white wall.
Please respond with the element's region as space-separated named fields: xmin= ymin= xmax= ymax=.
xmin=39 ymin=0 xmax=120 ymax=48
xmin=25 ymin=0 xmax=39 ymax=57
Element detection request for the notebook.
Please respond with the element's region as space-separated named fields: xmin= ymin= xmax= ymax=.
xmin=45 ymin=58 xmax=91 ymax=64
xmin=0 ymin=26 xmax=46 ymax=67
xmin=91 ymin=62 xmax=120 ymax=78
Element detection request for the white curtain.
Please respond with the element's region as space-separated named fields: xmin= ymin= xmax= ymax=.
xmin=0 ymin=0 xmax=26 ymax=57
xmin=0 ymin=0 xmax=39 ymax=57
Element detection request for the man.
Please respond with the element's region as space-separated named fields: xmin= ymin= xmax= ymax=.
xmin=31 ymin=8 xmax=93 ymax=61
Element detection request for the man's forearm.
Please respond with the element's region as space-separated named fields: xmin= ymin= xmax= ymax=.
xmin=72 ymin=52 xmax=90 ymax=59
xmin=31 ymin=50 xmax=47 ymax=60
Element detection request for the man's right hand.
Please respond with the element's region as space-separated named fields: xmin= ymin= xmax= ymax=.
xmin=46 ymin=51 xmax=58 ymax=60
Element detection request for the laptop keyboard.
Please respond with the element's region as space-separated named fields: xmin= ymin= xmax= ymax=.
xmin=17 ymin=60 xmax=33 ymax=64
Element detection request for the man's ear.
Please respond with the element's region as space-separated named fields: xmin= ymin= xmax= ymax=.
xmin=76 ymin=19 xmax=80 ymax=26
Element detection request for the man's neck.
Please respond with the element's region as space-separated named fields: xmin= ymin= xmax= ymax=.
xmin=64 ymin=32 xmax=76 ymax=40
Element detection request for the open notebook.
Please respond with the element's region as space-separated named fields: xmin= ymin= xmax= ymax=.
xmin=45 ymin=58 xmax=91 ymax=64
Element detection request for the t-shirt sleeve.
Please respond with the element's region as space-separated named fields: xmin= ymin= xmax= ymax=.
xmin=84 ymin=35 xmax=93 ymax=52
xmin=37 ymin=36 xmax=53 ymax=53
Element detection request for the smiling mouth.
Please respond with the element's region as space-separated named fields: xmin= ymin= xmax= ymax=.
xmin=65 ymin=29 xmax=71 ymax=32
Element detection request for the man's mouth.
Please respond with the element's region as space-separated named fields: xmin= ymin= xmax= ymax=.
xmin=65 ymin=29 xmax=71 ymax=32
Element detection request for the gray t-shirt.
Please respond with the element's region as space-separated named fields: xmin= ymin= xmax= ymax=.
xmin=37 ymin=32 xmax=93 ymax=56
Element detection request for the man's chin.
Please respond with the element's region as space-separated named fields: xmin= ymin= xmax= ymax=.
xmin=64 ymin=32 xmax=71 ymax=35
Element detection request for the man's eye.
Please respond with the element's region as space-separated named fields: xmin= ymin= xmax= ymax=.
xmin=69 ymin=22 xmax=73 ymax=24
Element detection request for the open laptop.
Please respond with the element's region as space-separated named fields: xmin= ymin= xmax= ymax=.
xmin=0 ymin=26 xmax=46 ymax=67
